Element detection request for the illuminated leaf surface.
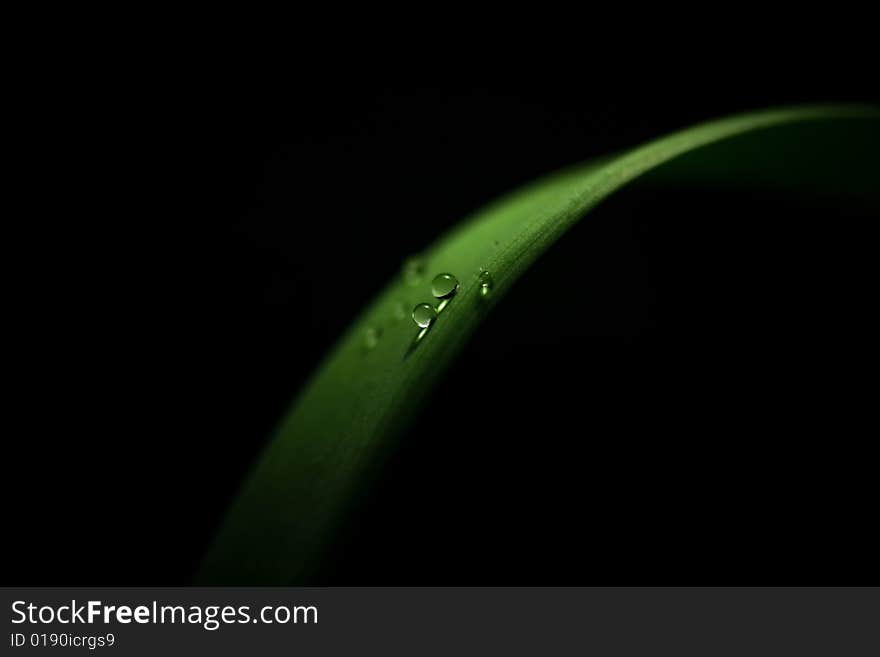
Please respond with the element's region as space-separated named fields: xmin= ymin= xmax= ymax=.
xmin=199 ymin=105 xmax=879 ymax=583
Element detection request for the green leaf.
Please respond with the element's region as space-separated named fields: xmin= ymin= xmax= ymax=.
xmin=198 ymin=105 xmax=879 ymax=584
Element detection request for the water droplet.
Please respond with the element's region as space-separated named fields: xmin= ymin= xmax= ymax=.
xmin=431 ymin=273 xmax=459 ymax=299
xmin=402 ymin=256 xmax=426 ymax=286
xmin=412 ymin=303 xmax=438 ymax=329
xmin=364 ymin=327 xmax=381 ymax=349
xmin=479 ymin=271 xmax=493 ymax=297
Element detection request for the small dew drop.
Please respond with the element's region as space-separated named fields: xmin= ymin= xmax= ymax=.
xmin=412 ymin=303 xmax=438 ymax=329
xmin=402 ymin=256 xmax=426 ymax=286
xmin=431 ymin=273 xmax=460 ymax=299
xmin=364 ymin=327 xmax=381 ymax=349
xmin=479 ymin=271 xmax=494 ymax=297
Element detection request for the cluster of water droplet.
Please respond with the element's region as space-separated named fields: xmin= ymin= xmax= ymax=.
xmin=410 ymin=272 xmax=460 ymax=330
xmin=364 ymin=254 xmax=496 ymax=352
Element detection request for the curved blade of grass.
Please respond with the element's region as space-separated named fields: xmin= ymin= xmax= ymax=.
xmin=199 ymin=105 xmax=879 ymax=583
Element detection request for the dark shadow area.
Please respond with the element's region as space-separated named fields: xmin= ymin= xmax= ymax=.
xmin=316 ymin=185 xmax=878 ymax=584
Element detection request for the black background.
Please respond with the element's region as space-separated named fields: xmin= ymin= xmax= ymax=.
xmin=8 ymin=58 xmax=878 ymax=585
